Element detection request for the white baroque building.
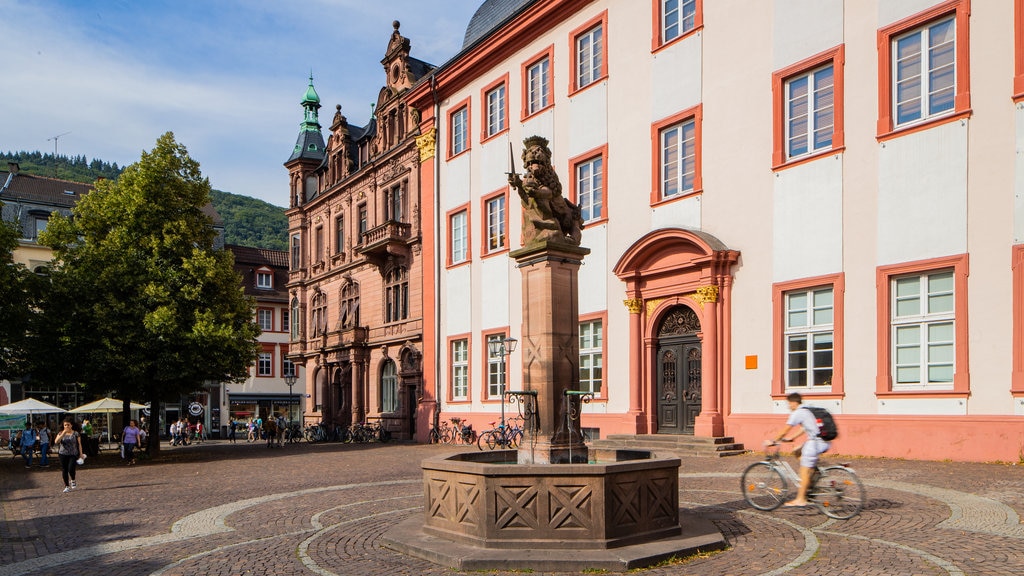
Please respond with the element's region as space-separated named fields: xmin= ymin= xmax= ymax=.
xmin=398 ymin=0 xmax=1024 ymax=462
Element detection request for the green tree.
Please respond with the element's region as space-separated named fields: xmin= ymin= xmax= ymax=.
xmin=0 ymin=207 xmax=34 ymax=379
xmin=41 ymin=133 xmax=260 ymax=455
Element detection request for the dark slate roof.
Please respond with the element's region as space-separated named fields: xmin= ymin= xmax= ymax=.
xmin=0 ymin=170 xmax=93 ymax=209
xmin=226 ymin=244 xmax=290 ymax=301
xmin=407 ymin=56 xmax=434 ymax=80
xmin=287 ymin=129 xmax=326 ymax=163
xmin=463 ymin=0 xmax=537 ymax=49
xmin=226 ymin=244 xmax=289 ymax=268
xmin=0 ymin=170 xmax=223 ymax=226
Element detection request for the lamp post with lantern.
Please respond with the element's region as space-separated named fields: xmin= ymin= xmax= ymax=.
xmin=487 ymin=336 xmax=517 ymax=428
xmin=284 ymin=372 xmax=298 ymax=429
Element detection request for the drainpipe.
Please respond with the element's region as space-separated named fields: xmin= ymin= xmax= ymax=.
xmin=430 ymin=74 xmax=442 ymax=432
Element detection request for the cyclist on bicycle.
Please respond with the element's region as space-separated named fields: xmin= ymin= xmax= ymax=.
xmin=771 ymin=392 xmax=831 ymax=507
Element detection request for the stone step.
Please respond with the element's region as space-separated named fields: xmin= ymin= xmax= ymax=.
xmin=590 ymin=435 xmax=747 ymax=458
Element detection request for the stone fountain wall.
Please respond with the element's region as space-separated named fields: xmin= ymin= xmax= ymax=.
xmin=420 ymin=451 xmax=681 ymax=549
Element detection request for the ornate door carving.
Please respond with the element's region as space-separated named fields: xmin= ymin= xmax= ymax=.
xmin=656 ymin=307 xmax=702 ymax=435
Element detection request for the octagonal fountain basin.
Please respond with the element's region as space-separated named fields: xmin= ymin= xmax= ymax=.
xmin=382 ymin=448 xmax=726 ymax=572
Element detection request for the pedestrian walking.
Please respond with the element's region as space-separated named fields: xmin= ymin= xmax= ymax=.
xmin=122 ymin=420 xmax=141 ymax=465
xmin=35 ymin=421 xmax=50 ymax=467
xmin=54 ymin=418 xmax=84 ymax=493
xmin=18 ymin=422 xmax=37 ymax=468
xmin=227 ymin=420 xmax=237 ymax=443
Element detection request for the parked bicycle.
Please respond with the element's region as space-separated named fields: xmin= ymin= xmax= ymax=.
xmin=477 ymin=418 xmax=523 ymax=450
xmin=448 ymin=417 xmax=476 ymax=445
xmin=428 ymin=419 xmax=452 ymax=444
xmin=741 ymin=442 xmax=866 ymax=519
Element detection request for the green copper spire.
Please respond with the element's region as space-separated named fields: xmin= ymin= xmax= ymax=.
xmin=301 ymin=73 xmax=321 ymax=132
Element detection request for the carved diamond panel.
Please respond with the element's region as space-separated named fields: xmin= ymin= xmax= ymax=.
xmin=548 ymin=484 xmax=593 ymax=530
xmin=494 ymin=484 xmax=539 ymax=530
xmin=427 ymin=477 xmax=480 ymax=528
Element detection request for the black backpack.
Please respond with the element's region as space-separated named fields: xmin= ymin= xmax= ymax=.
xmin=806 ymin=406 xmax=838 ymax=441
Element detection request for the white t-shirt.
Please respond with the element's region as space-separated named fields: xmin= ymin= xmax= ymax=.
xmin=786 ymin=406 xmax=821 ymax=439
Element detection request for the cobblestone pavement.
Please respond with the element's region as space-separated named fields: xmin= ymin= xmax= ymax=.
xmin=1 ymin=440 xmax=1022 ymax=575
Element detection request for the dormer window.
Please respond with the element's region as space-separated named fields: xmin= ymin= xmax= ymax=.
xmin=256 ymin=267 xmax=273 ymax=289
xmin=63 ymin=190 xmax=75 ymax=196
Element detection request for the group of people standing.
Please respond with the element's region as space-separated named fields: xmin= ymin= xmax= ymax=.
xmin=168 ymin=418 xmax=204 ymax=446
xmin=226 ymin=414 xmax=289 ymax=448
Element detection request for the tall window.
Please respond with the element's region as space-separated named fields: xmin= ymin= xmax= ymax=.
xmin=451 ymin=339 xmax=469 ymax=400
xmin=310 ymin=291 xmax=327 ymax=336
xmin=335 ymin=214 xmax=344 ymax=254
xmin=386 ymin=183 xmax=405 ymax=222
xmin=486 ymin=333 xmax=504 ymax=398
xmin=283 ymin=358 xmax=296 ymax=378
xmin=785 ymin=64 xmax=834 ymax=159
xmin=485 ymin=194 xmax=506 ymax=253
xmin=257 ymin=308 xmax=273 ymax=331
xmin=575 ymin=21 xmax=604 ymax=90
xmin=257 ymin=352 xmax=272 ymax=377
xmin=579 ymin=319 xmax=603 ymax=396
xmin=291 ymin=234 xmax=301 ymax=269
xmin=661 ymin=0 xmax=697 ymax=43
xmin=525 ymin=53 xmax=550 ymax=116
xmin=576 ymin=155 xmax=603 ymax=222
xmin=385 ymin=267 xmax=408 ymax=323
xmin=891 ymin=271 xmax=954 ymax=388
xmin=357 ymin=204 xmax=368 ymax=243
xmin=381 ymin=360 xmax=398 ymax=413
xmin=341 ymin=282 xmax=360 ymax=329
xmin=314 ymin=226 xmax=324 ymax=263
xmin=282 ymin=308 xmax=290 ymax=333
xmin=878 ymin=2 xmax=969 ymax=136
xmin=660 ymin=117 xmax=696 ymax=199
xmin=256 ymin=270 xmax=273 ymax=289
xmin=485 ymin=82 xmax=506 ymax=138
xmin=785 ymin=287 xmax=834 ymax=388
xmin=290 ymin=297 xmax=299 ymax=339
xmin=451 ymin=105 xmax=468 ymax=156
xmin=450 ymin=209 xmax=468 ymax=265
xmin=893 ymin=16 xmax=955 ymax=127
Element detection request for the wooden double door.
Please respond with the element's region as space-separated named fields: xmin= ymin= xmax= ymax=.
xmin=656 ymin=334 xmax=702 ymax=435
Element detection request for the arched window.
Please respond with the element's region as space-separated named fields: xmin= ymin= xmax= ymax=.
xmin=290 ymin=297 xmax=300 ymax=340
xmin=385 ymin=266 xmax=408 ymax=323
xmin=381 ymin=359 xmax=398 ymax=413
xmin=340 ymin=281 xmax=360 ymax=329
xmin=310 ymin=290 xmax=327 ymax=336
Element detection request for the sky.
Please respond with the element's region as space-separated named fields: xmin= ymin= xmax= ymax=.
xmin=1 ymin=0 xmax=482 ymax=207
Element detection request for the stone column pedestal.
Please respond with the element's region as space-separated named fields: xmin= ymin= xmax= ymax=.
xmin=510 ymin=241 xmax=590 ymax=464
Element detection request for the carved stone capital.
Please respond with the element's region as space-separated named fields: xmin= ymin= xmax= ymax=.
xmin=623 ymin=298 xmax=643 ymax=314
xmin=416 ymin=128 xmax=436 ymax=161
xmin=693 ymin=285 xmax=719 ymax=305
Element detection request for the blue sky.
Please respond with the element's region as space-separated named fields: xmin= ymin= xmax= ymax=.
xmin=1 ymin=0 xmax=482 ymax=206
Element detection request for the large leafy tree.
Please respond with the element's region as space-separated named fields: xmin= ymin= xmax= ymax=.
xmin=0 ymin=208 xmax=34 ymax=379
xmin=41 ymin=133 xmax=260 ymax=455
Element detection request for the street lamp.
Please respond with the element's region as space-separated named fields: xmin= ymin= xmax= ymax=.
xmin=284 ymin=372 xmax=298 ymax=428
xmin=488 ymin=336 xmax=518 ymax=427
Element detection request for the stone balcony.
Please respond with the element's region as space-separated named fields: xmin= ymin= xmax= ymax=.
xmin=357 ymin=220 xmax=412 ymax=268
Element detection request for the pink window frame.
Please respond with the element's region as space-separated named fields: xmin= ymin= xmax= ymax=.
xmin=446 ymin=96 xmax=472 ymax=160
xmin=771 ymin=274 xmax=846 ymax=399
xmin=876 ymin=0 xmax=971 ymax=140
xmin=771 ymin=45 xmax=846 ymax=170
xmin=521 ymin=45 xmax=555 ymax=121
xmin=480 ymin=73 xmax=510 ymax=143
xmin=480 ymin=188 xmax=509 ymax=258
xmin=448 ymin=334 xmax=472 ymax=404
xmin=650 ymin=104 xmax=703 ymax=206
xmin=568 ymin=144 xmax=609 ymax=226
xmin=446 ymin=203 xmax=471 ymax=269
xmin=651 ymin=0 xmax=703 ymax=53
xmin=875 ymin=254 xmax=970 ymax=397
xmin=569 ymin=10 xmax=609 ymax=96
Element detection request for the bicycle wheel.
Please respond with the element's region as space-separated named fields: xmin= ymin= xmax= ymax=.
xmin=815 ymin=466 xmax=865 ymax=519
xmin=428 ymin=429 xmax=441 ymax=444
xmin=741 ymin=461 xmax=788 ymax=511
xmin=476 ymin=430 xmax=492 ymax=450
xmin=509 ymin=429 xmax=522 ymax=448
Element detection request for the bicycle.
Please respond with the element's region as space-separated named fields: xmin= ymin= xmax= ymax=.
xmin=428 ymin=420 xmax=452 ymax=444
xmin=741 ymin=442 xmax=866 ymax=519
xmin=448 ymin=417 xmax=476 ymax=445
xmin=477 ymin=418 xmax=523 ymax=450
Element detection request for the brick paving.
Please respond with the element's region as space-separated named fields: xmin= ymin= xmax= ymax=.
xmin=1 ymin=440 xmax=1022 ymax=575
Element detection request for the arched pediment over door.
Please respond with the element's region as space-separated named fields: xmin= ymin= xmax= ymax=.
xmin=613 ymin=228 xmax=739 ymax=437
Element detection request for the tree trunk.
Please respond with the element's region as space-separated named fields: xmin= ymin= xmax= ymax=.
xmin=147 ymin=395 xmax=162 ymax=457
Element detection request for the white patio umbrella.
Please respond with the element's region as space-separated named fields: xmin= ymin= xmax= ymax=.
xmin=0 ymin=397 xmax=66 ymax=416
xmin=69 ymin=397 xmax=147 ymax=448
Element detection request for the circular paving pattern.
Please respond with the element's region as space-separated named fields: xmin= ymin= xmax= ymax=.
xmin=1 ymin=442 xmax=1021 ymax=575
